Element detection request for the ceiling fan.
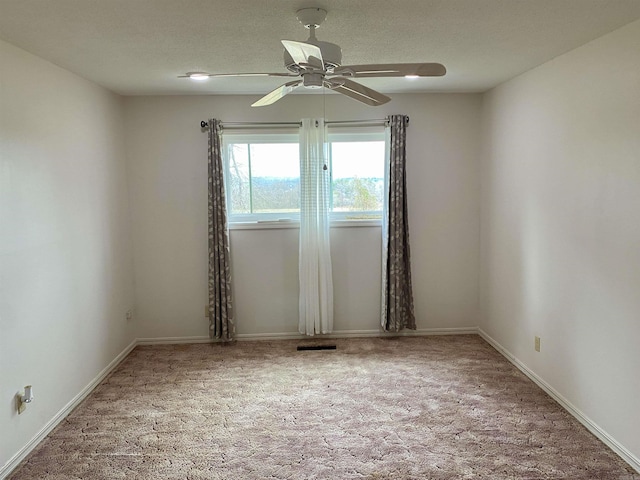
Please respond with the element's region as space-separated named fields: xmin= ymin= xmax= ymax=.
xmin=181 ymin=7 xmax=446 ymax=107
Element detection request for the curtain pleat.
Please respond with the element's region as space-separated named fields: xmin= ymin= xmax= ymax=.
xmin=208 ymin=119 xmax=235 ymax=341
xmin=299 ymin=118 xmax=333 ymax=335
xmin=382 ymin=115 xmax=416 ymax=332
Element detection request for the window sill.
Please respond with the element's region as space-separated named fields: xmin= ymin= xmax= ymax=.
xmin=228 ymin=219 xmax=381 ymax=230
xmin=229 ymin=221 xmax=299 ymax=231
xmin=331 ymin=219 xmax=382 ymax=228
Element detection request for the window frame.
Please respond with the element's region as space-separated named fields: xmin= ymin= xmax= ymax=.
xmin=222 ymin=132 xmax=301 ymax=224
xmin=222 ymin=127 xmax=387 ymax=226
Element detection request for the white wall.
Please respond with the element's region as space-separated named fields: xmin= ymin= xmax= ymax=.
xmin=3 ymin=12 xmax=639 ymax=475
xmin=0 ymin=40 xmax=135 ymax=471
xmin=480 ymin=19 xmax=640 ymax=464
xmin=124 ymin=93 xmax=482 ymax=339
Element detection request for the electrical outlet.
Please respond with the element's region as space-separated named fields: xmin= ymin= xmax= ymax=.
xmin=125 ymin=309 xmax=133 ymax=321
xmin=534 ymin=336 xmax=541 ymax=352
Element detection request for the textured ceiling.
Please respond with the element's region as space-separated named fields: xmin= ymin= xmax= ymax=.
xmin=1 ymin=0 xmax=640 ymax=96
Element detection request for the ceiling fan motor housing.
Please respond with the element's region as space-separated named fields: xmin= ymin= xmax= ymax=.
xmin=302 ymin=72 xmax=324 ymax=88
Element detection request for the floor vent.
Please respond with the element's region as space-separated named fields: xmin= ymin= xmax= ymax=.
xmin=297 ymin=345 xmax=337 ymax=351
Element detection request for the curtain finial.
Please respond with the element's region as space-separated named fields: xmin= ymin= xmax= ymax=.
xmin=386 ymin=115 xmax=410 ymax=125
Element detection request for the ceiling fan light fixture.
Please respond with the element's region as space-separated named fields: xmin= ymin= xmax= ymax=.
xmin=187 ymin=72 xmax=210 ymax=81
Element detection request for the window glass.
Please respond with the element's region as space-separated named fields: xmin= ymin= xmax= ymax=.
xmin=223 ymin=134 xmax=300 ymax=222
xmin=223 ymin=129 xmax=386 ymax=223
xmin=226 ymin=143 xmax=250 ymax=214
xmin=249 ymin=143 xmax=299 ymax=213
xmin=329 ymin=132 xmax=385 ymax=220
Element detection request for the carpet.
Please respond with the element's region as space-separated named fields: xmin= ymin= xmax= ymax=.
xmin=8 ymin=335 xmax=639 ymax=479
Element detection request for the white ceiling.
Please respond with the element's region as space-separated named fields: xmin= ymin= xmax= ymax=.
xmin=1 ymin=0 xmax=640 ymax=96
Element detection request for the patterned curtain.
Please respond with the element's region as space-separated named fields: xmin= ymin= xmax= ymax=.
xmin=381 ymin=115 xmax=416 ymax=332
xmin=207 ymin=119 xmax=235 ymax=341
xmin=299 ymin=118 xmax=334 ymax=335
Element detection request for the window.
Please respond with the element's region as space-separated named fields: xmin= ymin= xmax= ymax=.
xmin=222 ymin=128 xmax=387 ymax=224
xmin=328 ymin=131 xmax=385 ymax=220
xmin=223 ymin=133 xmax=300 ymax=223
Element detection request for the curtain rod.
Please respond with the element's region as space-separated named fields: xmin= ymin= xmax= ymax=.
xmin=199 ymin=117 xmax=408 ymax=129
xmin=326 ymin=119 xmax=392 ymax=127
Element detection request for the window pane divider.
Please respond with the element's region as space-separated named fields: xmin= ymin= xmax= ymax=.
xmin=247 ymin=143 xmax=254 ymax=214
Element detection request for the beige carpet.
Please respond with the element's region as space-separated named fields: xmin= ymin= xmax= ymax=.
xmin=8 ymin=335 xmax=639 ymax=479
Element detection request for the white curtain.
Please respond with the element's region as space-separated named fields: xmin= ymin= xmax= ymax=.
xmin=299 ymin=118 xmax=333 ymax=335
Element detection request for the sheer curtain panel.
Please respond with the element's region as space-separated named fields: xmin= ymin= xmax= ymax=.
xmin=208 ymin=119 xmax=235 ymax=341
xmin=299 ymin=118 xmax=334 ymax=335
xmin=381 ymin=115 xmax=416 ymax=332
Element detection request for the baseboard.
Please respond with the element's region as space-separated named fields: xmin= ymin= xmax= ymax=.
xmin=137 ymin=327 xmax=478 ymax=344
xmin=136 ymin=335 xmax=212 ymax=345
xmin=235 ymin=326 xmax=479 ymax=340
xmin=0 ymin=339 xmax=137 ymax=480
xmin=478 ymin=328 xmax=640 ymax=474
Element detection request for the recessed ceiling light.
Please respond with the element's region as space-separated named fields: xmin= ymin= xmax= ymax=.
xmin=187 ymin=72 xmax=210 ymax=81
xmin=405 ymin=75 xmax=420 ymax=80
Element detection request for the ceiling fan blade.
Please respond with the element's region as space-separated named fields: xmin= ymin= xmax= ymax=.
xmin=281 ymin=40 xmax=324 ymax=69
xmin=251 ymin=80 xmax=302 ymax=107
xmin=179 ymin=72 xmax=297 ymax=78
xmin=325 ymin=78 xmax=390 ymax=107
xmin=332 ymin=63 xmax=446 ymax=78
